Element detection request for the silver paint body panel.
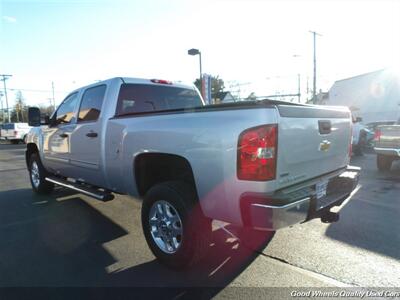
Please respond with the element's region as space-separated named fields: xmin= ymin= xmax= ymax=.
xmin=27 ymin=77 xmax=353 ymax=226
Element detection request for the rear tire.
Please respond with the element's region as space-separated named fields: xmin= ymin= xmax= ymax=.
xmin=377 ymin=154 xmax=392 ymax=171
xmin=28 ymin=153 xmax=54 ymax=194
xmin=141 ymin=181 xmax=211 ymax=269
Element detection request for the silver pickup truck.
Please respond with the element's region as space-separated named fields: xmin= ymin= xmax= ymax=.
xmin=26 ymin=77 xmax=360 ymax=269
xmin=374 ymin=124 xmax=400 ymax=171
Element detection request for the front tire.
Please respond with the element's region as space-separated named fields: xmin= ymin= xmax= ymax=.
xmin=141 ymin=181 xmax=211 ymax=269
xmin=29 ymin=153 xmax=54 ymax=194
xmin=377 ymin=154 xmax=392 ymax=171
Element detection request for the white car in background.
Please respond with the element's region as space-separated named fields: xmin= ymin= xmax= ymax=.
xmin=0 ymin=123 xmax=32 ymax=144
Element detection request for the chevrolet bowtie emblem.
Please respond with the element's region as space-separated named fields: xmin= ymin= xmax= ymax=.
xmin=319 ymin=140 xmax=331 ymax=152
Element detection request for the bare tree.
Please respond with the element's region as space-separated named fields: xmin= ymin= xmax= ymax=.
xmin=14 ymin=90 xmax=27 ymax=122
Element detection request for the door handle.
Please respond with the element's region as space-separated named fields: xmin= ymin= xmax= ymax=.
xmin=59 ymin=133 xmax=68 ymax=138
xmin=86 ymin=132 xmax=98 ymax=138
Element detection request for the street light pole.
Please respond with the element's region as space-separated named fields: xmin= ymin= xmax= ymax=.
xmin=0 ymin=74 xmax=12 ymax=123
xmin=188 ymin=48 xmax=203 ymax=96
xmin=198 ymin=52 xmax=202 ymax=89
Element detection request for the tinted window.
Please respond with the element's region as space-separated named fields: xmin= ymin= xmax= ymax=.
xmin=116 ymin=84 xmax=202 ymax=115
xmin=78 ymin=85 xmax=106 ymax=122
xmin=3 ymin=123 xmax=15 ymax=130
xmin=55 ymin=93 xmax=79 ymax=125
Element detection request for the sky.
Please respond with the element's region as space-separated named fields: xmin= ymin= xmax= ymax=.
xmin=1 ymin=0 xmax=400 ymax=107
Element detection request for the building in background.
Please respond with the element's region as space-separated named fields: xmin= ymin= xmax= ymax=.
xmin=312 ymin=90 xmax=329 ymax=105
xmin=212 ymin=91 xmax=235 ymax=104
xmin=326 ymin=69 xmax=400 ymax=123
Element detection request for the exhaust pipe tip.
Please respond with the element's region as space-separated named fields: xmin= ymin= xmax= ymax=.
xmin=321 ymin=211 xmax=339 ymax=223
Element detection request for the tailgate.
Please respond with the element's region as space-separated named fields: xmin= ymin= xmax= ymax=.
xmin=378 ymin=125 xmax=400 ymax=148
xmin=276 ymin=105 xmax=351 ymax=189
xmin=2 ymin=129 xmax=16 ymax=137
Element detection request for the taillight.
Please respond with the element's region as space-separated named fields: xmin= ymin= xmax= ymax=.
xmin=237 ymin=124 xmax=277 ymax=181
xmin=374 ymin=129 xmax=381 ymax=142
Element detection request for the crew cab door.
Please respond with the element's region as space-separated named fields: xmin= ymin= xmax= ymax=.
xmin=68 ymin=84 xmax=107 ymax=187
xmin=42 ymin=92 xmax=80 ymax=174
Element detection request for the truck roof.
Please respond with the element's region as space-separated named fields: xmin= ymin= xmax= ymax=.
xmin=68 ymin=77 xmax=196 ymax=95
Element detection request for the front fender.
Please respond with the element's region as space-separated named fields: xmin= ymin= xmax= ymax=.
xmin=25 ymin=127 xmax=44 ymax=162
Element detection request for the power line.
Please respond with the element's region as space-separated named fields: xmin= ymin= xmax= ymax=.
xmin=8 ymin=88 xmax=67 ymax=93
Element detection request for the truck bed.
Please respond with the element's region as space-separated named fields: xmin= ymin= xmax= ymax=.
xmin=105 ymin=101 xmax=351 ymax=224
xmin=375 ymin=125 xmax=400 ymax=149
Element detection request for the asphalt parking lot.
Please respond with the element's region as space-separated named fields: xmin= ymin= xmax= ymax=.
xmin=0 ymin=142 xmax=399 ymax=297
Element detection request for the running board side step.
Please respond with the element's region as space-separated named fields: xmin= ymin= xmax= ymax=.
xmin=45 ymin=176 xmax=114 ymax=201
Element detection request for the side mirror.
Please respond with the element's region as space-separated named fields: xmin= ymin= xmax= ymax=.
xmin=28 ymin=107 xmax=41 ymax=127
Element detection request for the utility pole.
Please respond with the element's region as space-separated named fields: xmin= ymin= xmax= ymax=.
xmin=292 ymin=55 xmax=302 ymax=103
xmin=297 ymin=74 xmax=301 ymax=103
xmin=0 ymin=74 xmax=12 ymax=123
xmin=309 ymin=31 xmax=322 ymax=104
xmin=0 ymin=91 xmax=4 ymax=123
xmin=51 ymin=81 xmax=55 ymax=110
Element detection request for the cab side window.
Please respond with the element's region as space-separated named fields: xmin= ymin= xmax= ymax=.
xmin=78 ymin=85 xmax=106 ymax=122
xmin=55 ymin=93 xmax=79 ymax=125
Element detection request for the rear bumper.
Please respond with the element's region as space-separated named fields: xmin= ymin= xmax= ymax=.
xmin=240 ymin=165 xmax=361 ymax=231
xmin=0 ymin=136 xmax=19 ymax=140
xmin=374 ymin=147 xmax=400 ymax=157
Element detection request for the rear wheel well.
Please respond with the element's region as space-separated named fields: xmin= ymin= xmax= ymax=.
xmin=26 ymin=143 xmax=39 ymax=168
xmin=135 ymin=153 xmax=197 ymax=198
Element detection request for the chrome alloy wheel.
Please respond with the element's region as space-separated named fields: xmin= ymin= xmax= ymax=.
xmin=31 ymin=161 xmax=40 ymax=189
xmin=149 ymin=200 xmax=183 ymax=254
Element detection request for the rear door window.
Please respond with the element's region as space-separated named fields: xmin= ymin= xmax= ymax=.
xmin=3 ymin=124 xmax=15 ymax=130
xmin=116 ymin=84 xmax=202 ymax=116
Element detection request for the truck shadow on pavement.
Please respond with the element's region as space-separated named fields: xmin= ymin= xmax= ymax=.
xmin=0 ymin=188 xmax=274 ymax=298
xmin=0 ymin=188 xmax=128 ymax=286
xmin=104 ymin=227 xmax=274 ymax=299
